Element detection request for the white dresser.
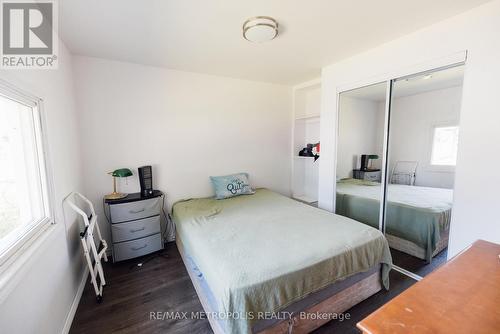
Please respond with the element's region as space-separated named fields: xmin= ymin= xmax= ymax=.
xmin=105 ymin=191 xmax=164 ymax=262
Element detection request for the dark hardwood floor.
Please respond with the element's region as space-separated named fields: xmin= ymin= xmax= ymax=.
xmin=391 ymin=247 xmax=448 ymax=277
xmin=70 ymin=243 xmax=417 ymax=334
xmin=70 ymin=243 xmax=212 ymax=334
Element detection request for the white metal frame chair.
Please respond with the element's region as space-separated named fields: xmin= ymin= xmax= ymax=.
xmin=390 ymin=161 xmax=418 ymax=185
xmin=65 ymin=192 xmax=108 ymax=302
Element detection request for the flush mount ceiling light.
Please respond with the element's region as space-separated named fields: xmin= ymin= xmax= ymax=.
xmin=243 ymin=16 xmax=279 ymax=43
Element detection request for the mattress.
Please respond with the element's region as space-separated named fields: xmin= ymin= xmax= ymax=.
xmin=336 ymin=179 xmax=453 ymax=262
xmin=172 ymin=188 xmax=392 ymax=334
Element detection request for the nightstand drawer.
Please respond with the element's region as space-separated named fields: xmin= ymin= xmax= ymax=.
xmin=111 ymin=215 xmax=161 ymax=243
xmin=113 ymin=233 xmax=162 ymax=262
xmin=364 ymin=172 xmax=381 ymax=181
xmin=353 ymin=169 xmax=381 ymax=182
xmin=109 ymin=197 xmax=161 ymax=223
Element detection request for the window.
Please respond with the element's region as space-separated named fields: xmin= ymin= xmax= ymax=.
xmin=430 ymin=126 xmax=459 ymax=166
xmin=0 ymin=84 xmax=52 ymax=266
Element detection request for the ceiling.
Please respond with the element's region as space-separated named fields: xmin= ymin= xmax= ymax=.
xmin=59 ymin=0 xmax=490 ymax=85
xmin=342 ymin=65 xmax=465 ymax=101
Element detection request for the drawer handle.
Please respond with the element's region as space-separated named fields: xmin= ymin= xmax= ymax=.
xmin=130 ymin=227 xmax=145 ymax=233
xmin=129 ymin=208 xmax=145 ymax=214
xmin=131 ymin=244 xmax=147 ymax=251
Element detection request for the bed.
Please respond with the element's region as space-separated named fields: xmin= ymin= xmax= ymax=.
xmin=173 ymin=188 xmax=392 ymax=334
xmin=336 ymin=178 xmax=453 ymax=262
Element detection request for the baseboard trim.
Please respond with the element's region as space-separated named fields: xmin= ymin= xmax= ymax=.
xmin=61 ymin=266 xmax=89 ymax=334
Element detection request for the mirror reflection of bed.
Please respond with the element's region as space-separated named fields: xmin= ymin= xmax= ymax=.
xmin=336 ymin=65 xmax=464 ymax=277
xmin=336 ymin=178 xmax=452 ymax=276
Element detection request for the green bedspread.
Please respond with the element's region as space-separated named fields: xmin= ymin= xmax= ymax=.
xmin=336 ymin=179 xmax=453 ymax=262
xmin=173 ymin=189 xmax=392 ymax=334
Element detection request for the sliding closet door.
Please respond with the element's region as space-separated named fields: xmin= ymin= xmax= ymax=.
xmin=335 ymin=83 xmax=388 ymax=231
xmin=383 ymin=65 xmax=465 ymax=278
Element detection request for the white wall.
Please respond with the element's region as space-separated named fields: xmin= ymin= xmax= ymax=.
xmin=0 ymin=44 xmax=85 ymax=333
xmin=320 ymin=0 xmax=500 ymax=258
xmin=73 ymin=56 xmax=292 ymax=245
xmin=295 ymin=86 xmax=321 ymax=119
xmin=388 ymin=86 xmax=462 ymax=189
xmin=337 ymin=96 xmax=383 ymax=179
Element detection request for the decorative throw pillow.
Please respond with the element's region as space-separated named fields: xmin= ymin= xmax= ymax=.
xmin=210 ymin=173 xmax=255 ymax=199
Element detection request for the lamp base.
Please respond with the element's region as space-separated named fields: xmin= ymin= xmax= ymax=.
xmin=104 ymin=192 xmax=128 ymax=200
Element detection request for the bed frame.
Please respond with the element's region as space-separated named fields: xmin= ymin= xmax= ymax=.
xmin=385 ymin=228 xmax=449 ymax=261
xmin=177 ymin=233 xmax=383 ymax=334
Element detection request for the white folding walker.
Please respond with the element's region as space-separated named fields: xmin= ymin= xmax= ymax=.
xmin=65 ymin=192 xmax=108 ymax=303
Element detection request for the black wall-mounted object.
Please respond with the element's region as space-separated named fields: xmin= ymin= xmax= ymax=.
xmin=138 ymin=165 xmax=154 ymax=197
xmin=298 ymin=143 xmax=320 ymax=162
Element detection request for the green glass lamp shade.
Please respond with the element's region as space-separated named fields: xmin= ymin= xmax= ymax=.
xmin=111 ymin=168 xmax=133 ymax=177
xmin=367 ymin=155 xmax=379 ymax=171
xmin=105 ymin=168 xmax=133 ymax=200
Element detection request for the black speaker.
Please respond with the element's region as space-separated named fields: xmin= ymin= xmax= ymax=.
xmin=360 ymin=155 xmax=369 ymax=171
xmin=138 ymin=165 xmax=154 ymax=197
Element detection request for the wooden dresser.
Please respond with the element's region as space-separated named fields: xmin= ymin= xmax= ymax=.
xmin=357 ymin=240 xmax=500 ymax=334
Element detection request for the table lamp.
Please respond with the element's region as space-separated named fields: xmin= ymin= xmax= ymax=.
xmin=105 ymin=168 xmax=133 ymax=200
xmin=368 ymin=155 xmax=379 ymax=170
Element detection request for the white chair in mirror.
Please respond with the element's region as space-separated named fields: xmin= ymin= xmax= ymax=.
xmin=390 ymin=161 xmax=418 ymax=186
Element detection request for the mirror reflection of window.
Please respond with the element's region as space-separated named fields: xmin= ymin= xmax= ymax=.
xmin=431 ymin=126 xmax=459 ymax=166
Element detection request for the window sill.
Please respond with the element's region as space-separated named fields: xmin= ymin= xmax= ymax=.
xmin=0 ymin=222 xmax=57 ymax=304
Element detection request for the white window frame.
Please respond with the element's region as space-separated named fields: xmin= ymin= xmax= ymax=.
xmin=428 ymin=122 xmax=459 ymax=172
xmin=0 ymin=79 xmax=55 ymax=270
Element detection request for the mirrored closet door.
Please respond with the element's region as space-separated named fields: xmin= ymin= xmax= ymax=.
xmin=336 ymin=64 xmax=465 ymax=279
xmin=384 ymin=65 xmax=464 ymax=277
xmin=336 ymin=82 xmax=387 ymax=231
